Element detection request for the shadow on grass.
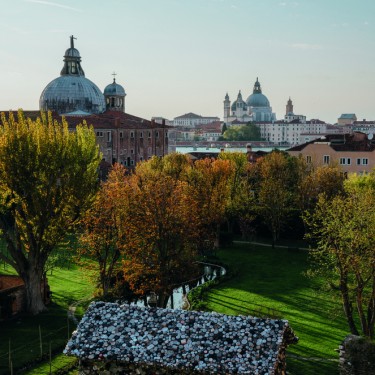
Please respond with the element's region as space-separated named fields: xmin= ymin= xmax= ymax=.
xmin=0 ymin=303 xmax=74 ymax=375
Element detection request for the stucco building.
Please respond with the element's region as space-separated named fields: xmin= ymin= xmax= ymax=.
xmin=287 ymin=132 xmax=375 ymax=175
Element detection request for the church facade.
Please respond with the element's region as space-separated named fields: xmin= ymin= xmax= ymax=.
xmin=39 ymin=36 xmax=169 ymax=167
xmin=223 ymin=78 xmax=276 ymax=124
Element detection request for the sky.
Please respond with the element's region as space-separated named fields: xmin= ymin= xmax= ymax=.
xmin=0 ymin=0 xmax=374 ymax=124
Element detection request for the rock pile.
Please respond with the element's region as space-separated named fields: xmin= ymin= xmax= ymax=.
xmin=64 ymin=302 xmax=297 ymax=374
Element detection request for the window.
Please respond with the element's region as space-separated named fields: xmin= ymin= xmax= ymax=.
xmin=140 ymin=132 xmax=143 ymax=138
xmin=340 ymin=158 xmax=346 ymax=165
xmin=347 ymin=158 xmax=351 ymax=165
xmin=155 ymin=131 xmax=159 ymax=138
xmin=306 ymin=155 xmax=312 ymax=164
xmin=130 ymin=131 xmax=134 ymax=138
xmin=323 ymin=155 xmax=330 ymax=164
xmin=119 ymin=131 xmax=123 ymax=139
xmin=130 ymin=160 xmax=134 ymax=166
xmin=362 ymin=158 xmax=368 ymax=165
xmin=357 ymin=158 xmax=361 ymax=165
xmin=131 ymin=149 xmax=134 ymax=154
xmin=96 ymin=131 xmax=103 ymax=137
xmin=107 ymin=132 xmax=111 ymax=142
xmin=148 ymin=132 xmax=151 ymax=138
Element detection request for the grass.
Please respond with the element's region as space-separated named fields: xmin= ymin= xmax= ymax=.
xmin=0 ymin=241 xmax=348 ymax=374
xmin=203 ymin=242 xmax=348 ymax=375
xmin=0 ymin=261 xmax=95 ymax=375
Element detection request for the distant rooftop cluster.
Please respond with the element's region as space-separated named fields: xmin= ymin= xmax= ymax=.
xmin=65 ymin=302 xmax=297 ymax=374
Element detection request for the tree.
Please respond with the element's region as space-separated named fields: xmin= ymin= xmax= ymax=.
xmin=217 ymin=152 xmax=255 ymax=235
xmin=298 ymin=164 xmax=345 ymax=211
xmin=186 ymin=158 xmax=234 ymax=248
xmin=222 ymin=123 xmax=262 ymax=141
xmin=79 ymin=164 xmax=126 ymax=297
xmin=122 ymin=167 xmax=201 ymax=307
xmin=254 ymin=151 xmax=301 ymax=246
xmin=304 ymin=174 xmax=375 ymax=338
xmin=0 ymin=111 xmax=100 ymax=314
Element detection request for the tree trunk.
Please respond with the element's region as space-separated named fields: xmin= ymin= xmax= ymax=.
xmin=23 ymin=268 xmax=47 ymax=315
xmin=340 ymin=275 xmax=359 ymax=336
xmin=355 ymin=281 xmax=369 ymax=337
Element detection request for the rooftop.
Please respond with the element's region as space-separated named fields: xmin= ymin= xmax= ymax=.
xmin=64 ymin=302 xmax=297 ymax=374
xmin=287 ymin=132 xmax=375 ymax=152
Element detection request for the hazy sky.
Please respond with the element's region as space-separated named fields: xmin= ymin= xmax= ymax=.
xmin=1 ymin=0 xmax=374 ymax=123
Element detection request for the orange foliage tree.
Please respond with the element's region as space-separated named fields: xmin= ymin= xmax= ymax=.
xmin=185 ymin=157 xmax=234 ymax=248
xmin=122 ymin=166 xmax=201 ymax=307
xmin=79 ymin=164 xmax=127 ymax=297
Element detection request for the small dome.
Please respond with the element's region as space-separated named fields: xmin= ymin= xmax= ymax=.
xmin=40 ymin=75 xmax=106 ymax=115
xmin=104 ymin=79 xmax=126 ymax=96
xmin=231 ymin=90 xmax=247 ymax=111
xmin=64 ymin=47 xmax=80 ymax=58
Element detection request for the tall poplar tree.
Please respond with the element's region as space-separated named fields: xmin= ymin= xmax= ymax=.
xmin=0 ymin=111 xmax=100 ymax=314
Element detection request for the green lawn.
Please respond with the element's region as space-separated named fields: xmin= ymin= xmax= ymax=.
xmin=204 ymin=243 xmax=348 ymax=375
xmin=0 ymin=242 xmax=349 ymax=374
xmin=0 ymin=261 xmax=95 ymax=375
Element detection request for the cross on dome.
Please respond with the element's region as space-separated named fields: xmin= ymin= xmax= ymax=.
xmin=70 ymin=35 xmax=77 ymax=49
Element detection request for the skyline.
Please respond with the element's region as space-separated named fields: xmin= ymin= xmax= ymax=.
xmin=1 ymin=0 xmax=374 ymax=124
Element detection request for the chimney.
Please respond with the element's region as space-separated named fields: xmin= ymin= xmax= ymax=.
xmin=162 ymin=119 xmax=166 ymax=126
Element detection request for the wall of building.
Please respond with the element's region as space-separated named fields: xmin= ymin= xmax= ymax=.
xmin=288 ymin=143 xmax=375 ymax=174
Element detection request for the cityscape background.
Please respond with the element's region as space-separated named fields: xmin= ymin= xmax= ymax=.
xmin=1 ymin=0 xmax=374 ymax=123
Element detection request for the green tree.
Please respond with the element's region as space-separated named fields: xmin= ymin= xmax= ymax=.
xmin=0 ymin=111 xmax=100 ymax=314
xmin=222 ymin=123 xmax=262 ymax=141
xmin=304 ymin=174 xmax=375 ymax=338
xmin=298 ymin=164 xmax=345 ymax=211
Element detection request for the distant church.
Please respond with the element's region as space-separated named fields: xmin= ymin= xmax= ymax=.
xmin=223 ymin=78 xmax=276 ymax=124
xmin=37 ymin=36 xmax=169 ymax=168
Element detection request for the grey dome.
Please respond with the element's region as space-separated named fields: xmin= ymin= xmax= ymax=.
xmin=64 ymin=47 xmax=80 ymax=58
xmin=246 ymin=78 xmax=270 ymax=108
xmin=246 ymin=93 xmax=270 ymax=107
xmin=40 ymin=35 xmax=105 ymax=115
xmin=40 ymin=75 xmax=106 ymax=115
xmin=104 ymin=79 xmax=126 ymax=96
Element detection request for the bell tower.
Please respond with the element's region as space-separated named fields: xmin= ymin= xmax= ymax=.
xmin=286 ymin=97 xmax=294 ymax=115
xmin=223 ymin=93 xmax=230 ymax=122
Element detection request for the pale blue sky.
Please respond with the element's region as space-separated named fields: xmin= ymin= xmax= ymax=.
xmin=0 ymin=0 xmax=374 ymax=123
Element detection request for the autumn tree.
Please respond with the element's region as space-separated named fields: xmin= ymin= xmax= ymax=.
xmin=0 ymin=111 xmax=100 ymax=314
xmin=254 ymin=151 xmax=302 ymax=246
xmin=186 ymin=157 xmax=234 ymax=248
xmin=217 ymin=152 xmax=255 ymax=235
xmin=304 ymin=174 xmax=375 ymax=338
xmin=79 ymin=164 xmax=127 ymax=297
xmin=122 ymin=166 xmax=201 ymax=307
